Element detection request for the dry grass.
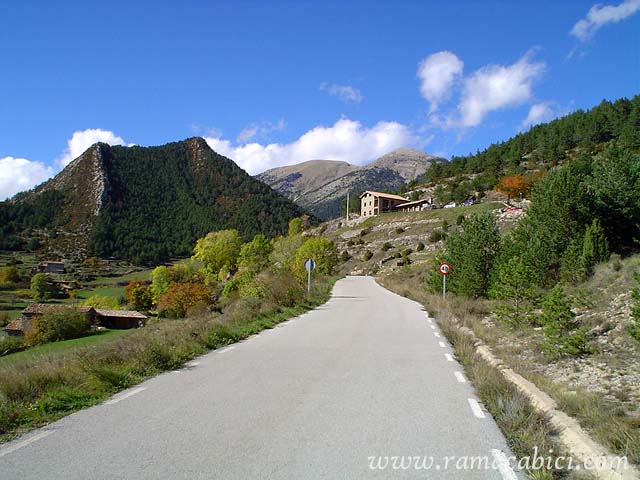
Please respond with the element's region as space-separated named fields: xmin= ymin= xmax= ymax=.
xmin=507 ymin=362 xmax=640 ymax=466
xmin=438 ymin=315 xmax=574 ymax=479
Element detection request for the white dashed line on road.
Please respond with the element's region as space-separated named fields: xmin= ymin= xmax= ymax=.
xmin=439 ymin=341 xmax=446 ymax=348
xmin=430 ymin=325 xmax=436 ymax=330
xmin=454 ymin=371 xmax=466 ymax=383
xmin=444 ymin=353 xmax=454 ymax=362
xmin=105 ymin=387 xmax=146 ymax=405
xmin=468 ymin=398 xmax=486 ymax=419
xmin=0 ymin=431 xmax=52 ymax=458
xmin=491 ymin=449 xmax=518 ymax=479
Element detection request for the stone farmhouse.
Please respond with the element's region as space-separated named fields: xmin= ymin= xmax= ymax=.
xmin=3 ymin=304 xmax=147 ymax=336
xmin=360 ymin=191 xmax=436 ymax=216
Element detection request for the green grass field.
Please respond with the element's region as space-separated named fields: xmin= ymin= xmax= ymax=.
xmin=359 ymin=201 xmax=505 ymax=228
xmin=85 ymin=268 xmax=153 ymax=286
xmin=0 ymin=257 xmax=155 ymax=363
xmin=68 ymin=286 xmax=127 ymax=302
xmin=0 ymin=329 xmax=133 ymax=366
xmin=3 ymin=311 xmax=24 ymax=321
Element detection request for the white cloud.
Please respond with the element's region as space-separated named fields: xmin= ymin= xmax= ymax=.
xmin=57 ymin=128 xmax=130 ymax=167
xmin=0 ymin=128 xmax=131 ymax=200
xmin=205 ymin=117 xmax=416 ymax=174
xmin=417 ymin=51 xmax=464 ymax=113
xmin=519 ymin=102 xmax=555 ymax=130
xmin=0 ymin=157 xmax=54 ymax=200
xmin=571 ymin=0 xmax=640 ymax=41
xmin=455 ymin=53 xmax=545 ymax=128
xmin=319 ymin=83 xmax=363 ymax=103
xmin=237 ymin=118 xmax=287 ymax=143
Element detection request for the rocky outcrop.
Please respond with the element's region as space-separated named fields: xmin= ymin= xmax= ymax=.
xmin=11 ymin=138 xmax=307 ymax=263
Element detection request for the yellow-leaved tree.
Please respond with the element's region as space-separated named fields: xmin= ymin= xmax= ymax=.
xmin=192 ymin=229 xmax=243 ymax=281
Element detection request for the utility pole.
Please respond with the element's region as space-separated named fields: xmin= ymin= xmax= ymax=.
xmin=346 ymin=191 xmax=349 ymax=222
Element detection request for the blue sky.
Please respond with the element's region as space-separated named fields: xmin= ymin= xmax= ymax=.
xmin=1 ymin=0 xmax=639 ymax=199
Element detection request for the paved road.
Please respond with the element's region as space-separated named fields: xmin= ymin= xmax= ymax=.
xmin=0 ymin=276 xmax=521 ymax=479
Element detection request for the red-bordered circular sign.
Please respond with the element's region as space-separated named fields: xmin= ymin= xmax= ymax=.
xmin=438 ymin=262 xmax=452 ymax=275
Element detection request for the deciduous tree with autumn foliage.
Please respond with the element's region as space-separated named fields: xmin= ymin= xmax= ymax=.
xmin=158 ymin=283 xmax=213 ymax=318
xmin=125 ymin=280 xmax=154 ymax=311
xmin=495 ymin=174 xmax=533 ymax=201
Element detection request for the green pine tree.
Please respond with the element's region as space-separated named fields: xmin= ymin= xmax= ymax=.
xmin=582 ymin=218 xmax=610 ymax=276
xmin=560 ymin=237 xmax=586 ymax=284
xmin=539 ymin=285 xmax=591 ymax=358
xmin=490 ymin=256 xmax=537 ymax=326
xmin=442 ymin=213 xmax=501 ymax=298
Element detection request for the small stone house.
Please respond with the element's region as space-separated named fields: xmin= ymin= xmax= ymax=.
xmin=31 ymin=261 xmax=66 ymax=275
xmin=22 ymin=303 xmax=96 ymax=321
xmin=3 ymin=304 xmax=147 ymax=336
xmin=3 ymin=317 xmax=32 ymax=336
xmin=94 ymin=309 xmax=147 ymax=329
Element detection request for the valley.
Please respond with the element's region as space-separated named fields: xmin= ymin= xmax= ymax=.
xmin=0 ymin=94 xmax=639 ymax=479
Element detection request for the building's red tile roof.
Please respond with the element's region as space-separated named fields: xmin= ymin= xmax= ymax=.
xmin=397 ymin=199 xmax=431 ymax=208
xmin=23 ymin=304 xmax=94 ymax=315
xmin=95 ymin=309 xmax=147 ymax=319
xmin=360 ymin=190 xmax=408 ymax=201
xmin=3 ymin=317 xmax=31 ymax=332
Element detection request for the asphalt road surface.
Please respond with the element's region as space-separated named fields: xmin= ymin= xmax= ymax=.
xmin=0 ymin=276 xmax=522 ymax=479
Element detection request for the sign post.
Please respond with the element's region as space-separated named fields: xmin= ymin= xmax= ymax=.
xmin=438 ymin=262 xmax=451 ymax=300
xmin=304 ymin=258 xmax=316 ymax=293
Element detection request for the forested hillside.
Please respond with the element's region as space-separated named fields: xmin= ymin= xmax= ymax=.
xmin=89 ymin=139 xmax=309 ymax=263
xmin=0 ymin=191 xmax=67 ymax=251
xmin=433 ymin=141 xmax=639 ymax=302
xmin=420 ymin=95 xmax=640 ymax=188
xmin=0 ymin=138 xmax=309 ymax=264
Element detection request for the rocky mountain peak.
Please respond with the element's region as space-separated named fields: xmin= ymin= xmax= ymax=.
xmin=255 ymin=148 xmax=444 ymax=219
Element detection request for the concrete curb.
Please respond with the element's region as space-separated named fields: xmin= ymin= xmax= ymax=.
xmin=453 ymin=322 xmax=638 ymax=480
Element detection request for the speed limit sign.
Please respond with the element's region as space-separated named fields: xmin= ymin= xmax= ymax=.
xmin=438 ymin=262 xmax=452 ymax=275
xmin=438 ymin=262 xmax=451 ymax=299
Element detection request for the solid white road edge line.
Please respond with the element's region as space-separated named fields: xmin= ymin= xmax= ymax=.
xmin=468 ymin=398 xmax=486 ymax=419
xmin=491 ymin=449 xmax=518 ymax=480
xmin=445 ymin=353 xmax=454 ymax=362
xmin=0 ymin=431 xmax=53 ymax=458
xmin=454 ymin=371 xmax=466 ymax=383
xmin=105 ymin=387 xmax=146 ymax=405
